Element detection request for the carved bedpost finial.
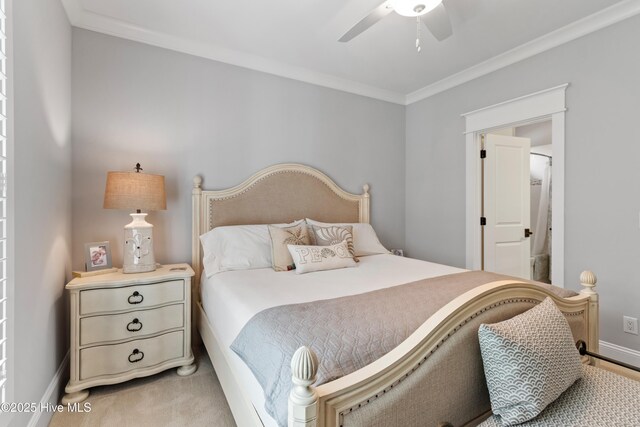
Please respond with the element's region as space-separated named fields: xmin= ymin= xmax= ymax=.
xmin=363 ymin=184 xmax=370 ymax=196
xmin=193 ymin=175 xmax=203 ymax=190
xmin=579 ymin=270 xmax=597 ymax=297
xmin=289 ymin=346 xmax=319 ymax=427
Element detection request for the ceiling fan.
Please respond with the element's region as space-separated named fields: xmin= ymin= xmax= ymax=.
xmin=339 ymin=0 xmax=453 ymax=51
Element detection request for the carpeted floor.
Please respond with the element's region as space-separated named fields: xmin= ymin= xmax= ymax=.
xmin=48 ymin=346 xmax=640 ymax=427
xmin=50 ymin=346 xmax=236 ymax=427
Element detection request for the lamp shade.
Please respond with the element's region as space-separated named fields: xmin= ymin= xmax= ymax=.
xmin=103 ymin=171 xmax=166 ymax=211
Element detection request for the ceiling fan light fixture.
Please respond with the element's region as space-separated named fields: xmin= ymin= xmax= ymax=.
xmin=390 ymin=0 xmax=441 ymax=17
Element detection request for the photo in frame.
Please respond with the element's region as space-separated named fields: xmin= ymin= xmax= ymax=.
xmin=84 ymin=241 xmax=113 ymax=271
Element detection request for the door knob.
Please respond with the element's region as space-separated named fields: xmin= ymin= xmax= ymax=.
xmin=524 ymin=228 xmax=533 ymax=238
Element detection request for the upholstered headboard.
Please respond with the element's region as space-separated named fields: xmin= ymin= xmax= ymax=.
xmin=191 ymin=163 xmax=370 ymax=287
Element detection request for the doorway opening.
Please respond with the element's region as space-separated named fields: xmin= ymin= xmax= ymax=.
xmin=462 ymin=84 xmax=567 ymax=286
xmin=482 ymin=121 xmax=552 ymax=283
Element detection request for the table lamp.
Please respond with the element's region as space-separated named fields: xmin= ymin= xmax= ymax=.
xmin=103 ymin=163 xmax=166 ymax=273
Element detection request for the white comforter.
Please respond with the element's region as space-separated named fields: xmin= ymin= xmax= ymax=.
xmin=201 ymin=254 xmax=465 ymax=349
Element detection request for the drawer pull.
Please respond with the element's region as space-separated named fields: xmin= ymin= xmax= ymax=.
xmin=126 ymin=318 xmax=143 ymax=332
xmin=128 ymin=291 xmax=144 ymax=305
xmin=128 ymin=349 xmax=145 ymax=363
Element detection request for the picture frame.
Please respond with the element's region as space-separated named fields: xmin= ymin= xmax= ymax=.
xmin=84 ymin=241 xmax=113 ymax=272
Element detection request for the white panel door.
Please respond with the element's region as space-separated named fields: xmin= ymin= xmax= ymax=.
xmin=484 ymin=134 xmax=531 ymax=279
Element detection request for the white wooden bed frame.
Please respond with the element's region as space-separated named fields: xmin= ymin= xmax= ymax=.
xmin=191 ymin=163 xmax=599 ymax=427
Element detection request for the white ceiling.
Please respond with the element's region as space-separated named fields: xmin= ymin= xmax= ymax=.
xmin=62 ymin=0 xmax=639 ymax=104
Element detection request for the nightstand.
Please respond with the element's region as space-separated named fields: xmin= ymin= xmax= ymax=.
xmin=62 ymin=264 xmax=196 ymax=404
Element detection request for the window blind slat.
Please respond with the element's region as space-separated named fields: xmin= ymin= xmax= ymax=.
xmin=0 ymin=0 xmax=7 ymax=403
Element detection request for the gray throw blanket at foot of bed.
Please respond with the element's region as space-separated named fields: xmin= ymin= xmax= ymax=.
xmin=230 ymin=270 xmax=576 ymax=427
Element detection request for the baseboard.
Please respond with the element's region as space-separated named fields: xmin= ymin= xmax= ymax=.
xmin=599 ymin=340 xmax=640 ymax=368
xmin=27 ymin=351 xmax=70 ymax=427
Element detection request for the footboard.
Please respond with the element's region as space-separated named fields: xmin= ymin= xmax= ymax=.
xmin=288 ymin=272 xmax=598 ymax=427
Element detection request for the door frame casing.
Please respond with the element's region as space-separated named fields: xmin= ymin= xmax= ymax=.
xmin=462 ymin=84 xmax=568 ymax=286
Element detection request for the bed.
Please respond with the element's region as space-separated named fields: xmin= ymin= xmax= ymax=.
xmin=191 ymin=163 xmax=599 ymax=427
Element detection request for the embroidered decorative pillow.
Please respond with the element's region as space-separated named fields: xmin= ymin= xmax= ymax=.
xmin=287 ymin=241 xmax=357 ymax=274
xmin=309 ymin=225 xmax=358 ymax=262
xmin=268 ymin=224 xmax=311 ymax=271
xmin=305 ymin=219 xmax=389 ymax=256
xmin=478 ymin=297 xmax=583 ymax=426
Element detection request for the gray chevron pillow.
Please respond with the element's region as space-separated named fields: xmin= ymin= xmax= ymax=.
xmin=478 ymin=297 xmax=582 ymax=426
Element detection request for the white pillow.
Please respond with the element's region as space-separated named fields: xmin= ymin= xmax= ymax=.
xmin=287 ymin=241 xmax=357 ymax=274
xmin=200 ymin=221 xmax=303 ymax=277
xmin=305 ymin=219 xmax=389 ymax=256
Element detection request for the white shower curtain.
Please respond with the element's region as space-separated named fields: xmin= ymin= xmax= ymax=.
xmin=533 ymin=159 xmax=551 ymax=256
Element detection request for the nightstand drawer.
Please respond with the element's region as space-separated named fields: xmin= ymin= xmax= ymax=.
xmin=80 ymin=304 xmax=184 ymax=346
xmin=80 ymin=280 xmax=184 ymax=315
xmin=80 ymin=331 xmax=185 ymax=380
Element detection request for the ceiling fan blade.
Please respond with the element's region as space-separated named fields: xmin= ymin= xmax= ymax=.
xmin=339 ymin=2 xmax=394 ymax=42
xmin=422 ymin=3 xmax=453 ymax=41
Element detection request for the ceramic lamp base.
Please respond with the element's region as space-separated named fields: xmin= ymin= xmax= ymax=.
xmin=123 ymin=213 xmax=156 ymax=274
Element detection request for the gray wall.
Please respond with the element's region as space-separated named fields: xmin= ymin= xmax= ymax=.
xmin=71 ymin=29 xmax=406 ymax=271
xmin=13 ymin=0 xmax=72 ymax=425
xmin=406 ymin=14 xmax=640 ymax=351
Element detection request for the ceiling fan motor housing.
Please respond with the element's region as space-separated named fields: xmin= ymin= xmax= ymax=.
xmin=390 ymin=0 xmax=441 ymax=17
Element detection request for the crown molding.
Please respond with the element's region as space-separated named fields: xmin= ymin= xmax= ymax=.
xmin=406 ymin=0 xmax=640 ymax=105
xmin=60 ymin=0 xmax=406 ymax=105
xmin=62 ymin=0 xmax=640 ymax=107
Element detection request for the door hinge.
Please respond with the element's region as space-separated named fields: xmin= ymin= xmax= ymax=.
xmin=480 ymin=217 xmax=486 ymax=226
xmin=480 ymin=149 xmax=486 ymax=159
